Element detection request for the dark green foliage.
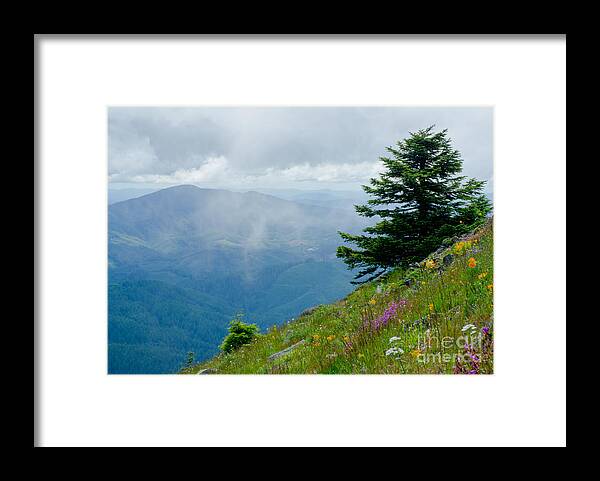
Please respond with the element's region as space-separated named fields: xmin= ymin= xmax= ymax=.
xmin=220 ymin=316 xmax=260 ymax=354
xmin=337 ymin=126 xmax=492 ymax=283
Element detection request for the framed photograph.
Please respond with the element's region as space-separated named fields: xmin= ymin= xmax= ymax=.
xmin=35 ymin=34 xmax=566 ymax=447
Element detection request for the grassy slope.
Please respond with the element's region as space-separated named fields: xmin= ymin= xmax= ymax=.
xmin=184 ymin=220 xmax=493 ymax=375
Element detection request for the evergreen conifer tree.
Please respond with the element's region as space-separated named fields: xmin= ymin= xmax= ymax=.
xmin=337 ymin=126 xmax=491 ymax=283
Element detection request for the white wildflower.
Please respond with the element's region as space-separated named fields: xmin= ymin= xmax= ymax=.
xmin=385 ymin=347 xmax=404 ymax=357
xmin=461 ymin=324 xmax=476 ymax=332
xmin=388 ymin=336 xmax=402 ymax=344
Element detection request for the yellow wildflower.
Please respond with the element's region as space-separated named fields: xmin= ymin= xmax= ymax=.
xmin=343 ymin=336 xmax=350 ymax=343
xmin=313 ymin=334 xmax=320 ymax=340
xmin=429 ymin=303 xmax=434 ymax=312
xmin=453 ymin=241 xmax=465 ymax=254
xmin=425 ymin=259 xmax=436 ymax=269
xmin=478 ymin=272 xmax=488 ymax=280
xmin=369 ymin=299 xmax=377 ymax=305
xmin=487 ymin=284 xmax=493 ymax=291
xmin=410 ymin=349 xmax=422 ymax=358
xmin=468 ymin=257 xmax=477 ymax=268
xmin=326 ymin=335 xmax=336 ymax=342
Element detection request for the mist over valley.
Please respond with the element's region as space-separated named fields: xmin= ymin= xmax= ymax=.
xmin=108 ymin=185 xmax=369 ymax=373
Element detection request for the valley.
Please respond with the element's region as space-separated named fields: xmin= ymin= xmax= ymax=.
xmin=108 ymin=185 xmax=369 ymax=373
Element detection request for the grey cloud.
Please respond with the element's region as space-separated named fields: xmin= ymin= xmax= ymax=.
xmin=109 ymin=108 xmax=233 ymax=179
xmin=108 ymin=107 xmax=492 ymax=190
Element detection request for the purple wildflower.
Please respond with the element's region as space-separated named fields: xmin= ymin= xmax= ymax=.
xmin=365 ymin=299 xmax=407 ymax=332
xmin=454 ymin=343 xmax=481 ymax=374
xmin=481 ymin=325 xmax=493 ymax=355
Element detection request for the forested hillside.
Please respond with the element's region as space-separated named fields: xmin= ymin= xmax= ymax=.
xmin=108 ymin=186 xmax=368 ymax=373
xmin=108 ymin=280 xmax=233 ymax=373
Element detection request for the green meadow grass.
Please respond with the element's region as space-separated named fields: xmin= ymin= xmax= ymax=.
xmin=183 ymin=220 xmax=493 ymax=375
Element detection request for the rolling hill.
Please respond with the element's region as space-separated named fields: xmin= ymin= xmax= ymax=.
xmin=108 ymin=185 xmax=369 ymax=373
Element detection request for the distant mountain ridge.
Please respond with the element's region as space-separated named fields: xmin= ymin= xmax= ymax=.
xmin=108 ymin=185 xmax=368 ymax=373
xmin=108 ymin=187 xmax=161 ymax=205
xmin=109 ymin=185 xmax=360 ymax=252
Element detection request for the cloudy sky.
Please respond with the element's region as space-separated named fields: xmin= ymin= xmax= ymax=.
xmin=108 ymin=107 xmax=493 ymax=193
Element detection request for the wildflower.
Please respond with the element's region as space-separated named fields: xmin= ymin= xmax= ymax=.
xmin=326 ymin=335 xmax=336 ymax=342
xmin=461 ymin=323 xmax=477 ymax=333
xmin=369 ymin=299 xmax=377 ymax=305
xmin=482 ymin=326 xmax=490 ymax=336
xmin=343 ymin=336 xmax=350 ymax=343
xmin=385 ymin=347 xmax=404 ymax=357
xmin=364 ymin=299 xmax=407 ymax=332
xmin=425 ymin=259 xmax=436 ymax=269
xmin=468 ymin=257 xmax=477 ymax=268
xmin=388 ymin=336 xmax=402 ymax=343
xmin=453 ymin=343 xmax=481 ymax=374
xmin=429 ymin=303 xmax=434 ymax=312
xmin=478 ymin=272 xmax=488 ymax=280
xmin=453 ymin=241 xmax=465 ymax=254
xmin=487 ymin=283 xmax=493 ymax=291
xmin=410 ymin=349 xmax=422 ymax=358
xmin=312 ymin=334 xmax=320 ymax=340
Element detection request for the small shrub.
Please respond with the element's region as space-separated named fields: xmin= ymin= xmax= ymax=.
xmin=220 ymin=316 xmax=260 ymax=354
xmin=180 ymin=351 xmax=196 ymax=373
